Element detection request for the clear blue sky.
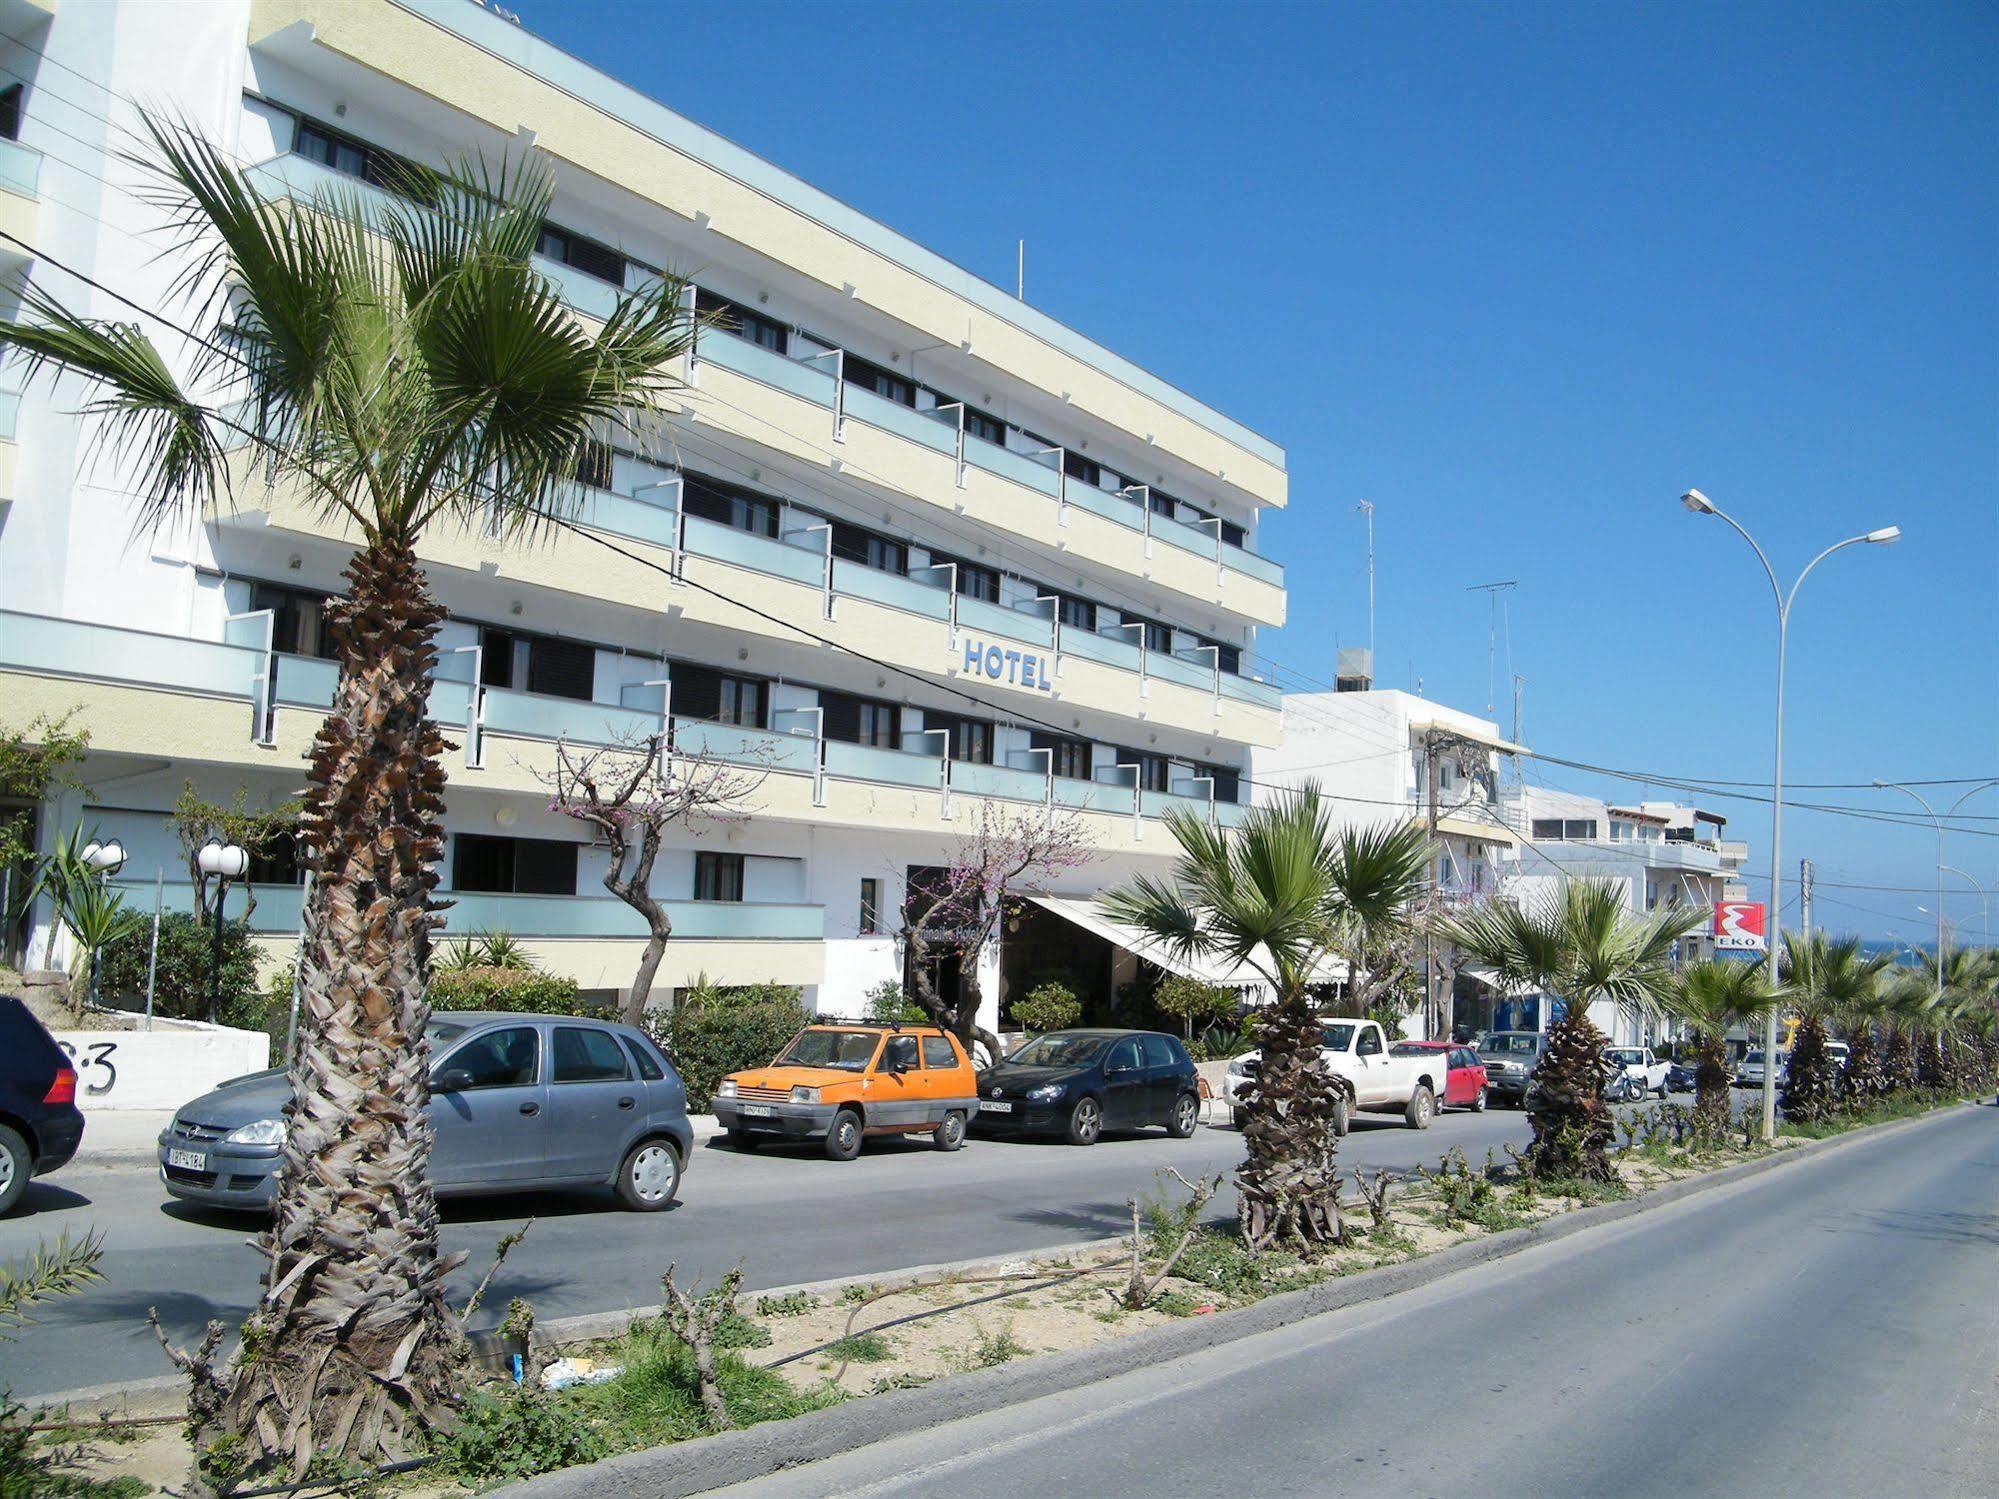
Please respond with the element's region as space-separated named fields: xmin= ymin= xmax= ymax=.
xmin=531 ymin=0 xmax=1997 ymax=942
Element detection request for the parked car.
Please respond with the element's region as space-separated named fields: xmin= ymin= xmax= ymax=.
xmin=1666 ymin=1059 xmax=1700 ymax=1093
xmin=1390 ymin=1041 xmax=1489 ymax=1111
xmin=1826 ymin=1040 xmax=1851 ymax=1069
xmin=160 ymin=1012 xmax=693 ymax=1212
xmin=1224 ymin=1019 xmax=1450 ymax=1132
xmin=974 ymin=1029 xmax=1199 ymax=1145
xmin=1735 ymin=1048 xmax=1789 ymax=1088
xmin=0 ymin=995 xmax=86 ymax=1217
xmin=1606 ymin=1046 xmax=1672 ymax=1098
xmin=714 ymin=1021 xmax=979 ymax=1160
xmin=1475 ymin=1030 xmax=1552 ymax=1108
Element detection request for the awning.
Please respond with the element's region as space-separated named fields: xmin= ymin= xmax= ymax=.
xmin=1434 ymin=812 xmax=1523 ymax=848
xmin=1410 ymin=720 xmax=1530 ymax=757
xmin=1459 ymin=965 xmax=1540 ymax=997
xmin=1025 ymin=894 xmax=1348 ymax=989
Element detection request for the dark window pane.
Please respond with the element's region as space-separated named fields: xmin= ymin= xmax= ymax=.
xmin=552 ymin=1026 xmax=630 ymax=1082
xmin=439 ymin=1027 xmax=538 ymax=1090
xmin=1140 ymin=1036 xmax=1176 ymax=1068
xmin=683 ymin=474 xmax=779 ymax=537
xmin=246 ymin=831 xmax=302 ymax=886
xmin=573 ymin=437 xmax=614 ymax=490
xmin=513 ymin=838 xmax=578 ymax=895
xmin=956 ymin=562 xmax=999 ymax=603
xmin=1214 ymin=643 xmax=1242 ymax=675
xmin=0 ymin=84 xmax=22 ymax=142
xmin=527 ymin=637 xmax=595 ymax=701
xmin=859 ymin=878 xmax=880 ymax=936
xmin=832 ymin=522 xmax=906 ymax=575
xmin=453 ymin=833 xmax=513 ymax=893
xmin=718 ymin=675 xmax=765 ymax=729
xmin=1531 ymin=819 xmax=1565 ymax=841
xmin=921 ymin=1036 xmax=955 ymax=1069
xmin=479 ymin=628 xmax=518 ymax=689
xmin=1062 ymin=451 xmax=1101 ymax=487
xmin=1057 ymin=595 xmax=1096 ymax=633
xmin=1219 ymin=520 xmax=1247 ymax=549
xmin=1031 ymin=732 xmax=1091 ymax=782
xmin=843 ymin=355 xmax=914 ymax=407
xmin=621 ymin=1034 xmax=665 ymax=1080
xmin=964 ymin=408 xmax=1006 ymax=445
xmin=1147 ymin=489 xmax=1175 ymax=517
xmin=1207 ymin=766 xmax=1242 ymax=805
xmin=694 ymin=851 xmax=743 ymax=902
xmin=1141 ymin=621 xmax=1172 ymax=654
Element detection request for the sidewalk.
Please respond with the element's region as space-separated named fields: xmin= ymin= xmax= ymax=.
xmin=73 ymin=1109 xmax=731 ymax=1169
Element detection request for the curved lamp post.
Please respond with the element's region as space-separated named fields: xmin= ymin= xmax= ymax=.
xmin=1940 ymin=866 xmax=1990 ymax=952
xmin=77 ymin=840 xmax=127 ymax=1008
xmin=1680 ymin=489 xmax=1899 ymax=1141
xmin=197 ymin=839 xmax=249 ymax=1025
xmin=1872 ymin=779 xmax=1999 ymax=1005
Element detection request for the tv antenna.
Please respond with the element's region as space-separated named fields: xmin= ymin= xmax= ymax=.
xmin=1354 ymin=499 xmax=1375 ymax=660
xmin=1465 ymin=580 xmax=1517 ymax=716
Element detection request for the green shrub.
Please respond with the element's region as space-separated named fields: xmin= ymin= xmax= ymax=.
xmin=438 ymin=928 xmax=535 ymax=973
xmin=587 ymin=1316 xmax=841 ymax=1444
xmin=444 ymin=1386 xmax=608 ymax=1482
xmin=864 ymin=980 xmax=928 ymax=1024
xmin=825 ymin=1332 xmax=893 ymax=1364
xmin=93 ymin=912 xmax=261 ymax=1027
xmin=1009 ymin=982 xmax=1080 ymax=1034
xmin=1153 ymin=975 xmax=1237 ymax=1039
xmin=430 ymin=967 xmax=602 ymax=1017
xmin=651 ymin=986 xmax=810 ymax=1110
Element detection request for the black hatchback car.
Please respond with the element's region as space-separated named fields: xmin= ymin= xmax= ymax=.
xmin=0 ymin=994 xmax=86 ymax=1215
xmin=973 ymin=1029 xmax=1200 ymax=1145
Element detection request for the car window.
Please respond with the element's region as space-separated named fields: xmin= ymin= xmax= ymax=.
xmin=921 ymin=1035 xmax=956 ymax=1069
xmin=552 ymin=1026 xmax=630 ymax=1083
xmin=1008 ymin=1034 xmax=1108 ymax=1068
xmin=620 ymin=1034 xmax=665 ymax=1081
xmin=1107 ymin=1038 xmax=1142 ymax=1071
xmin=1356 ymin=1028 xmax=1382 ymax=1057
xmin=1140 ymin=1035 xmax=1177 ymax=1068
xmin=882 ymin=1035 xmax=920 ymax=1071
xmin=438 ymin=1026 xmax=538 ymax=1090
xmin=1319 ymin=1023 xmax=1357 ymax=1051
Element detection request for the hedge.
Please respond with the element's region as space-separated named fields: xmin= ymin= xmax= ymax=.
xmin=428 ymin=966 xmax=604 ymax=1017
xmin=650 ymin=986 xmax=810 ymax=1111
xmin=94 ymin=911 xmax=262 ymax=1027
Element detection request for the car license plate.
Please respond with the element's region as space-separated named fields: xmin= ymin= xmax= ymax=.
xmin=978 ymin=1100 xmax=1013 ymax=1114
xmin=739 ymin=1104 xmax=775 ymax=1118
xmin=167 ymin=1148 xmax=206 ymax=1171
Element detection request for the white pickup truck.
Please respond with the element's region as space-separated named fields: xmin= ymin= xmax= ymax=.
xmin=1222 ymin=1019 xmax=1449 ymax=1133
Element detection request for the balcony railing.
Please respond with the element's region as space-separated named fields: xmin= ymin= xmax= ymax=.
xmin=0 ymin=139 xmax=42 ymax=200
xmin=111 ymin=880 xmax=823 ymax=941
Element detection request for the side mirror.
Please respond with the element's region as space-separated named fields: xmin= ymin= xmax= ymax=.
xmin=435 ymin=1068 xmax=474 ymax=1093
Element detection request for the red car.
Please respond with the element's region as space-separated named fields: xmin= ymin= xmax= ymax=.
xmin=1389 ymin=1041 xmax=1488 ymax=1112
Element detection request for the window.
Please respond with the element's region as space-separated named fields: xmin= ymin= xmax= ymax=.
xmin=1532 ymin=819 xmax=1564 ymax=841
xmin=572 ymin=437 xmax=614 ymax=491
xmin=683 ymin=473 xmax=780 ymax=538
xmin=1146 ymin=488 xmax=1175 ymax=518
xmin=695 ymin=288 xmax=786 ymax=353
xmin=1107 ymin=1038 xmax=1142 ymax=1071
xmin=1031 ymin=732 xmax=1092 ymax=782
xmin=247 ymin=831 xmax=303 ymax=886
xmin=1203 ymin=765 xmax=1242 ymax=805
xmin=294 ymin=118 xmax=429 ymax=200
xmin=1118 ymin=751 xmax=1170 ymax=793
xmin=0 ymin=84 xmax=22 ymax=142
xmin=437 ymin=1026 xmax=539 ymax=1090
xmin=453 ymin=834 xmax=578 ymax=896
xmin=831 ymin=522 xmax=907 ymax=575
xmin=535 ymin=225 xmax=627 ymax=284
xmin=694 ymin=851 xmax=744 ymax=903
xmin=1138 ymin=620 xmax=1172 ymax=655
xmin=1209 ymin=641 xmax=1242 ymax=675
xmin=1062 ymin=451 xmax=1101 ymax=488
xmin=1530 ymin=818 xmax=1600 ymax=843
xmin=552 ymin=1026 xmax=631 ymax=1083
xmin=821 ymin=691 xmax=900 ymax=749
xmin=843 ymin=354 xmax=914 ymax=407
xmin=671 ymin=664 xmax=768 ymax=729
xmin=249 ymin=581 xmax=337 ymax=661
xmin=963 ymin=407 xmax=1006 ymax=446
xmin=928 ymin=714 xmax=994 ymax=765
xmin=882 ymin=1034 xmax=921 ymax=1071
xmin=1057 ymin=595 xmax=1097 ymax=634
xmin=1566 ymin=819 xmax=1599 ymax=841
xmin=921 ymin=1035 xmax=956 ymax=1068
xmin=478 ymin=626 xmax=595 ymax=701
xmin=1219 ymin=519 xmax=1247 ymax=549
xmin=1356 ymin=1028 xmax=1383 ymax=1057
xmin=620 ymin=1035 xmax=666 ymax=1081
xmin=1140 ymin=1035 xmax=1177 ymax=1069
xmin=859 ymin=878 xmax=881 ymax=936
xmin=955 ymin=562 xmax=999 ymax=603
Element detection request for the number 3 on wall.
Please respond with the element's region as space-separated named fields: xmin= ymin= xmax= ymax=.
xmin=54 ymin=1040 xmax=119 ymax=1097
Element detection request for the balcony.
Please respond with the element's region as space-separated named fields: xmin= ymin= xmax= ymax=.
xmin=0 ymin=138 xmax=39 ymax=257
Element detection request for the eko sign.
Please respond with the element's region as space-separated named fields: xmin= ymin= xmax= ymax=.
xmin=1712 ymin=901 xmax=1768 ymax=952
xmin=960 ymin=637 xmax=1054 ymax=693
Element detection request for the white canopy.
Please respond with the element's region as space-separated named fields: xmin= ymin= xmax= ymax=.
xmin=1026 ymin=895 xmax=1349 ymax=991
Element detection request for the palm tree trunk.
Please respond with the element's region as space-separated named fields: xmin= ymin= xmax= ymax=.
xmin=1842 ymin=1025 xmax=1884 ymax=1108
xmin=1524 ymin=1003 xmax=1616 ymax=1181
xmin=1237 ymin=996 xmax=1346 ymax=1251
xmin=216 ymin=541 xmax=464 ymax=1485
xmin=1692 ymin=1029 xmax=1731 ymax=1135
xmin=1786 ymin=1015 xmax=1838 ymax=1125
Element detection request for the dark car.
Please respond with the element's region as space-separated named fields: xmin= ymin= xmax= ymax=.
xmin=0 ymin=994 xmax=86 ymax=1216
xmin=1666 ymin=1060 xmax=1699 ymax=1093
xmin=973 ymin=1029 xmax=1199 ymax=1146
xmin=158 ymin=1012 xmax=693 ymax=1213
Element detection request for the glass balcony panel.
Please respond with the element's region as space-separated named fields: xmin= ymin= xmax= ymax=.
xmin=962 ymin=434 xmax=1058 ymax=496
xmin=672 ymin=718 xmax=818 ymax=774
xmin=481 ymin=687 xmax=661 ymax=744
xmin=575 ymin=485 xmax=679 ymax=548
xmin=955 ymin=593 xmax=1055 ymax=649
xmin=1142 ymin=790 xmax=1218 ymax=823
xmin=114 ymin=880 xmax=305 ymax=934
xmin=951 ymin=761 xmax=1047 ymax=802
xmin=0 ymin=139 xmax=41 ymax=198
xmin=531 ymin=254 xmax=625 ymax=324
xmin=0 ymin=611 xmax=262 ymax=699
xmin=1219 ymin=673 xmax=1282 ymax=709
xmin=700 ymin=330 xmax=838 ymax=407
xmin=1150 ymin=651 xmax=1214 ymax=690
xmin=439 ymin=891 xmax=824 ymax=940
xmin=274 ymin=653 xmax=338 ymax=707
xmin=824 ymin=738 xmax=944 ymax=789
xmin=843 ymin=384 xmax=958 ymax=455
xmin=1053 ymin=777 xmax=1134 ymax=815
xmin=1060 ymin=627 xmax=1144 ymax=673
xmin=618 ymin=680 xmax=668 ymax=714
xmin=831 ymin=559 xmax=949 ymax=619
xmin=1221 ymin=541 xmax=1284 ymax=586
xmin=1062 ymin=479 xmax=1143 ymax=530
xmin=681 ymin=514 xmax=827 ymax=587
xmin=0 ymin=391 xmax=18 ymax=440
xmin=1215 ymin=800 xmax=1249 ymax=828
xmin=428 ymin=678 xmax=475 ymax=724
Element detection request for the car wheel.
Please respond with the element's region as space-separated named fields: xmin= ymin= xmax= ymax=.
xmin=1471 ymin=1086 xmax=1488 ymax=1113
xmin=1167 ymin=1092 xmax=1199 ymax=1139
xmin=1332 ymin=1093 xmax=1352 ymax=1136
xmin=0 ymin=1125 xmax=27 ymax=1217
xmin=824 ymin=1109 xmax=864 ymax=1162
xmin=933 ymin=1111 xmax=967 ymax=1152
xmin=726 ymin=1129 xmax=760 ymax=1152
xmin=1066 ymin=1096 xmax=1102 ymax=1146
xmin=1405 ymin=1085 xmax=1434 ymax=1130
xmin=616 ymin=1138 xmax=681 ymax=1212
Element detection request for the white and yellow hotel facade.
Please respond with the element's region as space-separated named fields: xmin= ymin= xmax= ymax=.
xmin=0 ymin=0 xmax=1291 ymax=1024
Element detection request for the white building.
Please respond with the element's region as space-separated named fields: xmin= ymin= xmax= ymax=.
xmin=0 ymin=0 xmax=1293 ymax=1033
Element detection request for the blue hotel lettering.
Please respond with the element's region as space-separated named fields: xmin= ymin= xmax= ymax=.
xmin=962 ymin=638 xmax=1052 ymax=692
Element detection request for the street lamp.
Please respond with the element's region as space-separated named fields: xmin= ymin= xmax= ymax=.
xmin=1872 ymin=779 xmax=1999 ymax=1004
xmin=76 ymin=840 xmax=126 ymax=1008
xmin=1679 ymin=489 xmax=1899 ymax=1142
xmin=1941 ymin=866 xmax=1991 ymax=952
xmin=197 ymin=839 xmax=249 ymax=1025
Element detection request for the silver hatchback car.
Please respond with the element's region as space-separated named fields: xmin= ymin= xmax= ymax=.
xmin=158 ymin=1011 xmax=693 ymax=1213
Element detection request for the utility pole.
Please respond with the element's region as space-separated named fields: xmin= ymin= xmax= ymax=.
xmin=1354 ymin=500 xmax=1376 ymax=663
xmin=1465 ymin=580 xmax=1516 ymax=716
xmin=1016 ymin=239 xmax=1024 ymax=300
xmin=1799 ymin=858 xmax=1814 ymax=940
xmin=1423 ymin=728 xmax=1443 ymax=1039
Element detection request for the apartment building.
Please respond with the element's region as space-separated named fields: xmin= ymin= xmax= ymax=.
xmin=0 ymin=0 xmax=1290 ymax=1028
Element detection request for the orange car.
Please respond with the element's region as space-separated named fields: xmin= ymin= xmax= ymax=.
xmin=712 ymin=1022 xmax=981 ymax=1161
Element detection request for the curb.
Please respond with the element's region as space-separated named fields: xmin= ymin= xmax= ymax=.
xmin=499 ymin=1101 xmax=1981 ymax=1498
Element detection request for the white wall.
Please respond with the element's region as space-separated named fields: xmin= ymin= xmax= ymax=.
xmin=53 ymin=1019 xmax=270 ymax=1111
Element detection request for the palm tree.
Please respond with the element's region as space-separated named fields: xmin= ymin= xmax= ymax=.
xmin=1779 ymin=933 xmax=1888 ymax=1126
xmin=1667 ymin=957 xmax=1771 ymax=1135
xmin=1440 ymin=881 xmax=1702 ymax=1181
xmin=1 ymin=117 xmax=700 ymax=1482
xmin=1100 ymin=785 xmax=1430 ymax=1252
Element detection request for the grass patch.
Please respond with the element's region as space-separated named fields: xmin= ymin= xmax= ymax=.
xmin=824 ymin=1332 xmax=895 ymax=1364
xmin=754 ymin=1292 xmax=816 ymax=1318
xmin=574 ymin=1316 xmax=843 ymax=1449
xmin=971 ymin=1322 xmax=1029 ymax=1368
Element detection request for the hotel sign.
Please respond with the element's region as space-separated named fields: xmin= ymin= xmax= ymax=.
xmin=960 ymin=637 xmax=1054 ymax=692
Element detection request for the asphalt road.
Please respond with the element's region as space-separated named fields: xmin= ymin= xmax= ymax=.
xmin=1 ymin=1098 xmax=1546 ymax=1399
xmin=715 ymin=1104 xmax=1999 ymax=1499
